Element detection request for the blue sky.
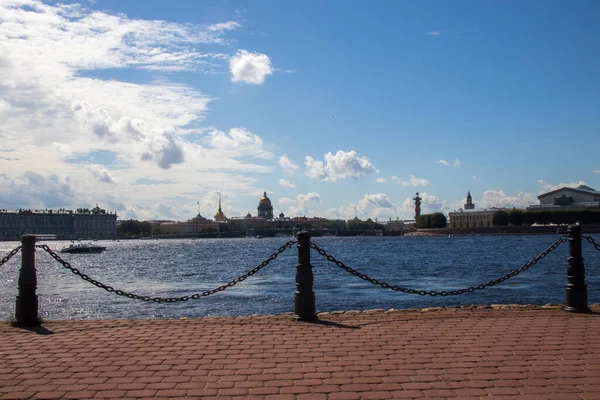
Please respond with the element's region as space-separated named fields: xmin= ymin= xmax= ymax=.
xmin=0 ymin=0 xmax=598 ymax=221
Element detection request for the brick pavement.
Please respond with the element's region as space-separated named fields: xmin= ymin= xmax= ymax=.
xmin=1 ymin=305 xmax=600 ymax=400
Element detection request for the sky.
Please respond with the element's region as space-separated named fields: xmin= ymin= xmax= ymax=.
xmin=1 ymin=0 xmax=599 ymax=222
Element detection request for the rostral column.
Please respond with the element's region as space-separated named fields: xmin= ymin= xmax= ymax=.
xmin=413 ymin=192 xmax=422 ymax=220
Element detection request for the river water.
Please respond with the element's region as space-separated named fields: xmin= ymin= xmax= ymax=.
xmin=1 ymin=234 xmax=599 ymax=320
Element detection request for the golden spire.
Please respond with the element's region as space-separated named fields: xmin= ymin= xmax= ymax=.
xmin=214 ymin=192 xmax=227 ymax=221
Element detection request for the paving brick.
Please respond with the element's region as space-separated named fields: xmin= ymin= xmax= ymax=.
xmin=1 ymin=306 xmax=599 ymax=400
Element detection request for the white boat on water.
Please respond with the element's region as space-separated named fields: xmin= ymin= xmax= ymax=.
xmin=60 ymin=243 xmax=106 ymax=254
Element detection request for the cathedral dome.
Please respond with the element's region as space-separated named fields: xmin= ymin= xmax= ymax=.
xmin=259 ymin=191 xmax=272 ymax=206
xmin=257 ymin=191 xmax=274 ymax=220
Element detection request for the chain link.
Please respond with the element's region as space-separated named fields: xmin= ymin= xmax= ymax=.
xmin=35 ymin=241 xmax=297 ymax=302
xmin=310 ymin=235 xmax=568 ymax=296
xmin=582 ymin=235 xmax=600 ymax=252
xmin=0 ymin=246 xmax=22 ymax=267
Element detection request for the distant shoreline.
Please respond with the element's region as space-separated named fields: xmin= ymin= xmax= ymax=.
xmin=1 ymin=225 xmax=599 ymax=242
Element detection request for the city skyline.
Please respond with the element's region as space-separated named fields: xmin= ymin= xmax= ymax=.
xmin=1 ymin=1 xmax=598 ymax=222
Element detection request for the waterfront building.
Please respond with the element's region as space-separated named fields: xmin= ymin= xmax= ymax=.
xmin=383 ymin=218 xmax=415 ymax=231
xmin=448 ymin=209 xmax=499 ymax=228
xmin=257 ymin=191 xmax=274 ymax=219
xmin=527 ymin=185 xmax=600 ymax=211
xmin=158 ymin=221 xmax=181 ymax=235
xmin=0 ymin=206 xmax=117 ymax=240
xmin=227 ymin=215 xmax=271 ymax=232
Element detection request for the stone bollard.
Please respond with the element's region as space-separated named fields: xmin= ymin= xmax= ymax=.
xmin=294 ymin=231 xmax=318 ymax=321
xmin=564 ymin=224 xmax=590 ymax=313
xmin=15 ymin=235 xmax=40 ymax=326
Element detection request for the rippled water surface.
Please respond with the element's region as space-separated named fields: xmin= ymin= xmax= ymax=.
xmin=1 ymin=234 xmax=599 ymax=320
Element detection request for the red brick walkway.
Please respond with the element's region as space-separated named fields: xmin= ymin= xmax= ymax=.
xmin=1 ymin=305 xmax=599 ymax=399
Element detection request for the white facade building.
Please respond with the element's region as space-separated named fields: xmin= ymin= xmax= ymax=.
xmin=528 ymin=185 xmax=600 ymax=211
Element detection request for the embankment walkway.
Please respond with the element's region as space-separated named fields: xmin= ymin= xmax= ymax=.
xmin=1 ymin=305 xmax=600 ymax=400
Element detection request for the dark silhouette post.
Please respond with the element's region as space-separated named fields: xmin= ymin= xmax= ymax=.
xmin=294 ymin=231 xmax=317 ymax=321
xmin=564 ymin=224 xmax=590 ymax=313
xmin=15 ymin=235 xmax=39 ymax=326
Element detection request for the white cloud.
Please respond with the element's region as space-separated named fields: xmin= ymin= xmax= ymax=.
xmin=435 ymin=157 xmax=460 ymax=167
xmin=398 ymin=192 xmax=454 ymax=218
xmin=482 ymin=190 xmax=537 ymax=209
xmin=207 ymin=21 xmax=242 ymax=32
xmin=426 ymin=31 xmax=441 ymax=36
xmin=537 ymin=180 xmax=587 ymax=194
xmin=393 ymin=175 xmax=431 ymax=187
xmin=278 ymin=178 xmax=295 ymax=188
xmin=278 ymin=197 xmax=296 ymax=206
xmin=305 ymin=150 xmax=376 ymax=181
xmin=337 ymin=193 xmax=397 ymax=221
xmin=0 ymin=1 xmax=238 ymax=73
xmin=88 ymin=165 xmax=117 ymax=184
xmin=0 ymin=1 xmax=280 ymax=221
xmin=279 ymin=155 xmax=299 ymax=173
xmin=0 ymin=172 xmax=77 ymax=209
xmin=207 ymin=127 xmax=273 ymax=159
xmin=376 ymin=177 xmax=387 ymax=183
xmin=297 ymin=192 xmax=321 ymax=208
xmin=362 ymin=193 xmax=394 ymax=208
xmin=283 ymin=192 xmax=321 ymax=217
xmin=593 ymin=170 xmax=600 ymax=174
xmin=230 ymin=50 xmax=274 ymax=84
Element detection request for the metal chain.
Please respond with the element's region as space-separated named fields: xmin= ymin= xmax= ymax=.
xmin=0 ymin=246 xmax=22 ymax=267
xmin=582 ymin=235 xmax=600 ymax=251
xmin=35 ymin=240 xmax=297 ymax=302
xmin=310 ymin=235 xmax=568 ymax=296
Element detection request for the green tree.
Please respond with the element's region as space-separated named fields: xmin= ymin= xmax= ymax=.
xmin=492 ymin=211 xmax=509 ymax=226
xmin=431 ymin=213 xmax=447 ymax=228
xmin=509 ymin=209 xmax=524 ymax=226
xmin=117 ymin=220 xmax=152 ymax=236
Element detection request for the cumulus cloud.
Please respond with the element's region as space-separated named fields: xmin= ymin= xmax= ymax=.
xmin=376 ymin=177 xmax=387 ymax=183
xmin=279 ymin=155 xmax=299 ymax=173
xmin=230 ymin=50 xmax=274 ymax=84
xmin=325 ymin=193 xmax=399 ymax=221
xmin=297 ymin=192 xmax=321 ymax=208
xmin=435 ymin=160 xmax=449 ymax=166
xmin=0 ymin=172 xmax=77 ymax=209
xmin=278 ymin=178 xmax=295 ymax=188
xmin=482 ymin=190 xmax=537 ymax=209
xmin=280 ymin=192 xmax=321 ymax=217
xmin=392 ymin=175 xmax=431 ymax=187
xmin=88 ymin=165 xmax=117 ymax=184
xmin=140 ymin=132 xmax=185 ymax=169
xmin=362 ymin=193 xmax=394 ymax=208
xmin=305 ymin=150 xmax=376 ymax=181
